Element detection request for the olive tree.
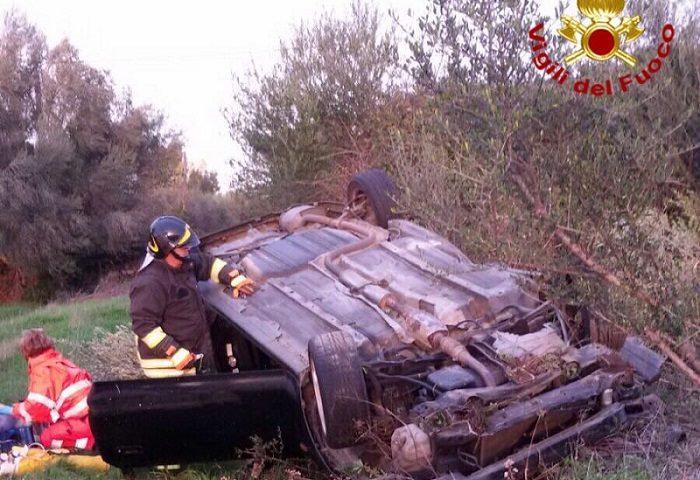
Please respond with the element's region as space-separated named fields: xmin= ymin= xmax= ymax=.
xmin=228 ymin=1 xmax=400 ymax=209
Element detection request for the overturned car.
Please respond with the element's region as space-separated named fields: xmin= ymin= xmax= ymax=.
xmin=89 ymin=170 xmax=665 ymax=478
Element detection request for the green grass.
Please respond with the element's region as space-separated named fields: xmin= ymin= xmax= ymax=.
xmin=552 ymin=455 xmax=653 ymax=480
xmin=20 ymin=464 xmax=121 ymax=480
xmin=0 ymin=304 xmax=35 ymax=321
xmin=17 ymin=457 xmax=314 ymax=479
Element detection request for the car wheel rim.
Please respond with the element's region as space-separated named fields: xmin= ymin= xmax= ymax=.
xmin=309 ymin=359 xmax=328 ymax=438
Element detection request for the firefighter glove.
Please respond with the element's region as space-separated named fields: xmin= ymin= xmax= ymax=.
xmin=169 ymin=347 xmax=201 ymax=370
xmin=230 ymin=274 xmax=256 ymax=298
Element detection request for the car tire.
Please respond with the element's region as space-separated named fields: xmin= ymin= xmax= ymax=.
xmin=308 ymin=331 xmax=369 ymax=449
xmin=347 ymin=169 xmax=399 ymax=228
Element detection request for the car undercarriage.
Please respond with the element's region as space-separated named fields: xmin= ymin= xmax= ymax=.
xmin=89 ymin=170 xmax=665 ymax=479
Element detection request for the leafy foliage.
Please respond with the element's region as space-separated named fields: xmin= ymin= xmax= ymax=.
xmin=0 ymin=12 xmax=234 ymax=295
xmin=0 ymin=12 xmax=44 ymax=167
xmin=393 ymin=0 xmax=699 ymax=337
xmin=187 ymin=168 xmax=220 ymax=194
xmin=228 ymin=1 xmax=400 ymax=208
xmin=400 ymin=0 xmax=542 ymax=89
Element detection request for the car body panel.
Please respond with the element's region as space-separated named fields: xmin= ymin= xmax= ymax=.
xmin=88 ymin=370 xmax=309 ymax=469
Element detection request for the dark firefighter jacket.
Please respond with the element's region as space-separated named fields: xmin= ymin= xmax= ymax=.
xmin=130 ymin=252 xmax=235 ymax=377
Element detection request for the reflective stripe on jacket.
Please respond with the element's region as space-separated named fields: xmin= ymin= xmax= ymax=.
xmin=12 ymin=349 xmax=92 ymax=424
xmin=134 ymin=335 xmax=197 ymax=378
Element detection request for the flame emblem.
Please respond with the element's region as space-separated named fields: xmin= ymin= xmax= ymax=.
xmin=559 ymin=0 xmax=644 ymax=66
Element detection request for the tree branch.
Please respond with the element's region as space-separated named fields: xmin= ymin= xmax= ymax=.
xmin=645 ymin=329 xmax=700 ymax=387
xmin=510 ymin=170 xmax=659 ymax=307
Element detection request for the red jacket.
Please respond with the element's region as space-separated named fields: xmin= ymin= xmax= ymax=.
xmin=12 ymin=349 xmax=92 ymax=424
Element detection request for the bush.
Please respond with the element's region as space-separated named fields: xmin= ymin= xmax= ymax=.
xmin=228 ymin=1 xmax=400 ymax=209
xmin=0 ymin=13 xmax=238 ymax=296
xmin=71 ymin=326 xmax=144 ymax=381
xmin=385 ymin=0 xmax=700 ymax=337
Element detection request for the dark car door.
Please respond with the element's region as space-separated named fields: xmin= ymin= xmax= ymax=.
xmin=88 ymin=370 xmax=307 ymax=469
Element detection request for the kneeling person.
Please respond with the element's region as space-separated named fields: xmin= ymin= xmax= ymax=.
xmin=0 ymin=329 xmax=94 ymax=451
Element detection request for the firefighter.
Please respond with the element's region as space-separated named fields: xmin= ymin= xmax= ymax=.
xmin=0 ymin=329 xmax=94 ymax=450
xmin=130 ymin=215 xmax=256 ymax=378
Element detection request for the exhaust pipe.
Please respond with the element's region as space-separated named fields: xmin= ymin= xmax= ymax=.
xmin=300 ymin=212 xmax=497 ymax=388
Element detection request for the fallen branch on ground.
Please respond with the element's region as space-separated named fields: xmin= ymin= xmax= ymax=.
xmin=654 ymin=329 xmax=700 ymax=376
xmin=644 ymin=329 xmax=700 ymax=387
xmin=506 ymin=261 xmax=598 ymax=278
xmin=679 ymin=341 xmax=700 ymax=374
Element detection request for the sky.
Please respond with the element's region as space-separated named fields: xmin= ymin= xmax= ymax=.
xmin=0 ymin=0 xmax=559 ymax=190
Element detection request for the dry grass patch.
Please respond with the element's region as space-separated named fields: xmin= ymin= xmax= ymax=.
xmin=71 ymin=325 xmax=144 ymax=381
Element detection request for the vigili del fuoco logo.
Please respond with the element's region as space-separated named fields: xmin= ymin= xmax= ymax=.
xmin=528 ymin=0 xmax=675 ymax=96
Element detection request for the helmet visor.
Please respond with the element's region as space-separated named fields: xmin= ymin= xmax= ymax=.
xmin=175 ymin=225 xmax=200 ymax=250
